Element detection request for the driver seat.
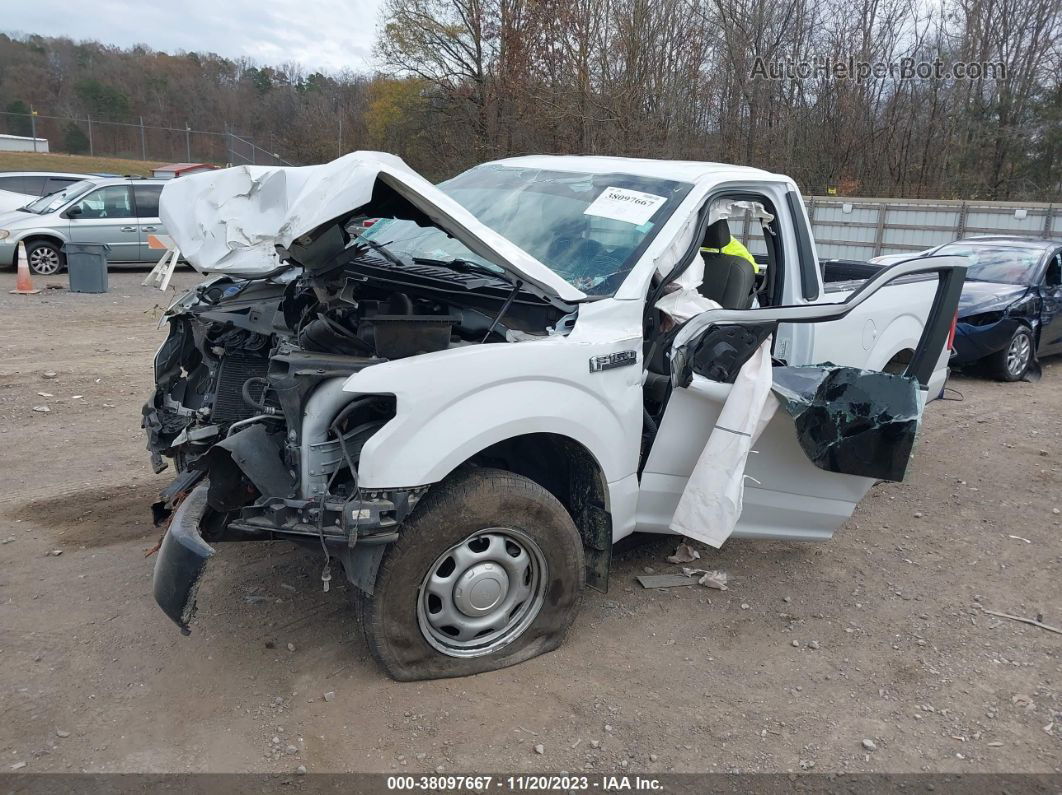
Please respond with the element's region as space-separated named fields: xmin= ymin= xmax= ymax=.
xmin=698 ymin=219 xmax=756 ymax=310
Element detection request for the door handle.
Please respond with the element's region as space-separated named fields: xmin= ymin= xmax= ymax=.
xmin=121 ymin=226 xmax=136 ymax=232
xmin=142 ymin=226 xmax=158 ymax=232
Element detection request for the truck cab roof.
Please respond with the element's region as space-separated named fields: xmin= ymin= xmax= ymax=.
xmin=492 ymin=155 xmax=791 ymax=187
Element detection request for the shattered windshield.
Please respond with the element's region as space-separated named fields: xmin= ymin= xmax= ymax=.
xmin=362 ymin=165 xmax=691 ymax=296
xmin=22 ymin=180 xmax=95 ymax=214
xmin=935 ymin=243 xmax=1043 ymax=285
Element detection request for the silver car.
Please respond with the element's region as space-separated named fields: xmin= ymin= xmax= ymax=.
xmin=0 ymin=177 xmax=167 ymax=275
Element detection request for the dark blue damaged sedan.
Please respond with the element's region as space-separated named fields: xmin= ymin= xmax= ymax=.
xmin=931 ymin=237 xmax=1062 ymax=381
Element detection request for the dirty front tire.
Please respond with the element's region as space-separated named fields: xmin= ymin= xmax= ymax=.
xmin=987 ymin=326 xmax=1033 ymax=381
xmin=25 ymin=240 xmax=65 ymax=276
xmin=357 ymin=468 xmax=584 ymax=681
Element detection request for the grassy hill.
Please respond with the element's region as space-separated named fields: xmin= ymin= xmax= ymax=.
xmin=0 ymin=151 xmax=163 ymax=177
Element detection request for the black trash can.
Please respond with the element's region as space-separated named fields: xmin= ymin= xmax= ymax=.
xmin=64 ymin=242 xmax=111 ymax=293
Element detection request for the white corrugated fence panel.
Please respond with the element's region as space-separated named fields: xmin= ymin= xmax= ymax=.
xmin=803 ymin=196 xmax=1057 ymax=261
xmin=887 ymin=207 xmax=961 ymax=227
xmin=881 ymin=226 xmax=954 ymax=249
xmin=812 ymin=222 xmax=877 ymax=244
xmin=965 ymin=208 xmax=1048 ymax=234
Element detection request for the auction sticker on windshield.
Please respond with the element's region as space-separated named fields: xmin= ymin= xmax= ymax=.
xmin=583 ymin=186 xmax=667 ymax=226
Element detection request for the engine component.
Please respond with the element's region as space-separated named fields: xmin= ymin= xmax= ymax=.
xmin=366 ymin=314 xmax=460 ymax=358
xmin=212 ymin=351 xmax=272 ymax=424
xmin=299 ymin=314 xmax=373 ymax=356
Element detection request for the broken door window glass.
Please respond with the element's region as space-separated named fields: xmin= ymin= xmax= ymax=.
xmin=770 ymin=365 xmax=922 ymax=482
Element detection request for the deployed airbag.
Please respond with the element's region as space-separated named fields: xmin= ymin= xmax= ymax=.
xmin=669 ymin=336 xmax=777 ymax=547
xmin=654 ymin=199 xmax=773 ymax=323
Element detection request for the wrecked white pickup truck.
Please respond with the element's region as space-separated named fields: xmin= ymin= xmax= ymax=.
xmin=144 ymin=152 xmax=965 ymax=680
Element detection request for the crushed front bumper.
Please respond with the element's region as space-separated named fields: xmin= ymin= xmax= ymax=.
xmin=152 ymin=482 xmax=215 ymax=635
xmin=951 ymin=319 xmax=1018 ymax=365
xmin=152 ymin=477 xmax=427 ymax=633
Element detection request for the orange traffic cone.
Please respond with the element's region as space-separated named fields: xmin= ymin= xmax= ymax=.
xmin=10 ymin=241 xmax=41 ymax=295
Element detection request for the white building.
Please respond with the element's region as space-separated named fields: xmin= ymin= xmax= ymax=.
xmin=151 ymin=163 xmax=217 ymax=180
xmin=0 ymin=133 xmax=49 ymax=153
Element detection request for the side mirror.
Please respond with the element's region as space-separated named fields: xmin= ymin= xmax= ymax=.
xmin=66 ymin=205 xmax=82 ymax=218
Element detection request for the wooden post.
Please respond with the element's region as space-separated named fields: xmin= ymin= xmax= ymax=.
xmin=872 ymin=202 xmax=887 ymax=258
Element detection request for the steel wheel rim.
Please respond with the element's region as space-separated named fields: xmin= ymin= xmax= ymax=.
xmin=417 ymin=527 xmax=547 ymax=658
xmin=1007 ymin=332 xmax=1031 ymax=376
xmin=28 ymin=247 xmax=60 ymax=275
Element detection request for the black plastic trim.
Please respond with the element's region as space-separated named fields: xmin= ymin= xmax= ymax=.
xmin=786 ymin=190 xmax=820 ymax=301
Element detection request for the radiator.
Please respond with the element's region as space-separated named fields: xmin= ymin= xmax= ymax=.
xmin=212 ymin=351 xmax=272 ymax=424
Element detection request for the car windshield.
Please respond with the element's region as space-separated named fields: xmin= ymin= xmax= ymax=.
xmin=22 ymin=180 xmax=95 ymax=214
xmin=935 ymin=242 xmax=1043 ymax=285
xmin=361 ymin=165 xmax=692 ymax=296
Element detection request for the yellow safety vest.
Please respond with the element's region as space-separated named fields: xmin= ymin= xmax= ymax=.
xmin=701 ymin=237 xmax=760 ymax=273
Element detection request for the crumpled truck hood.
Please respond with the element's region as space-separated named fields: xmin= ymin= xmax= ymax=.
xmin=159 ymin=151 xmax=585 ymax=304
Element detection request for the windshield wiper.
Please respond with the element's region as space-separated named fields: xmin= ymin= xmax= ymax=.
xmin=349 ymin=230 xmax=409 ymax=269
xmin=413 ymin=256 xmax=511 ymax=284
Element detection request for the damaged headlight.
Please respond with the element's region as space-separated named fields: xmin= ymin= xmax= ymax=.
xmin=961 ymin=310 xmax=1004 ymax=327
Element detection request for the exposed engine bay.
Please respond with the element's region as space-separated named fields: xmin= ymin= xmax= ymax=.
xmin=144 ymin=218 xmax=570 ymax=582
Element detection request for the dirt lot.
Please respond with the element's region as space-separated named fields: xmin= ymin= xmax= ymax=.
xmin=0 ymin=270 xmax=1059 ymax=775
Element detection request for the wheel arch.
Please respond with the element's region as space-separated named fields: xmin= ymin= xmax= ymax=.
xmin=1018 ymin=316 xmax=1041 ymax=351
xmin=350 ymin=429 xmax=617 ymax=597
xmin=458 ymin=432 xmax=612 ymax=591
xmin=882 ymin=347 xmax=915 ymax=374
xmin=865 ymin=313 xmax=923 ymax=372
xmin=18 ymin=233 xmax=67 ymax=269
xmin=19 ymin=231 xmax=67 ymax=249
xmin=1006 ymin=321 xmax=1037 ymax=375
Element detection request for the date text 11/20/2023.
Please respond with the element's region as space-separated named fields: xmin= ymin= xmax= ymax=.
xmin=385 ymin=775 xmax=664 ymax=791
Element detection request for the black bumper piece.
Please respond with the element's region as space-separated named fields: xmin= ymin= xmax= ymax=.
xmin=950 ymin=318 xmax=1020 ymax=365
xmin=152 ymin=482 xmax=215 ymax=635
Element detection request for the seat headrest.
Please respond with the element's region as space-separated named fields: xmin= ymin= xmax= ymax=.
xmin=703 ymin=218 xmax=731 ymax=249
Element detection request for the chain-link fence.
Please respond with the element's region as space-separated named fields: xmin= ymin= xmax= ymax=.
xmin=0 ymin=110 xmax=295 ymax=167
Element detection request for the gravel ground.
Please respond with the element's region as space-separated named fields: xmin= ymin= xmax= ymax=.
xmin=0 ymin=270 xmax=1059 ymax=775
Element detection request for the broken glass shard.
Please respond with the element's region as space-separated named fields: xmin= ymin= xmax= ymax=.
xmin=771 ymin=365 xmax=922 ymax=482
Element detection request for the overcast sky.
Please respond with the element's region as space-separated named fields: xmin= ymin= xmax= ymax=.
xmin=4 ymin=0 xmax=385 ymax=73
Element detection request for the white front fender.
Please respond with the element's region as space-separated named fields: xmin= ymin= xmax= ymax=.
xmin=343 ymin=336 xmax=642 ymax=489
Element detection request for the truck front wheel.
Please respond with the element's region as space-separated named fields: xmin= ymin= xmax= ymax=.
xmin=357 ymin=468 xmax=584 ymax=680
